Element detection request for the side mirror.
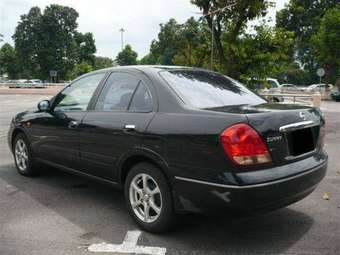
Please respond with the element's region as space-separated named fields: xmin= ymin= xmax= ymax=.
xmin=37 ymin=100 xmax=51 ymax=112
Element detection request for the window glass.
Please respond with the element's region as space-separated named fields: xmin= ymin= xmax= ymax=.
xmin=129 ymin=82 xmax=153 ymax=112
xmin=96 ymin=72 xmax=139 ymax=111
xmin=267 ymin=80 xmax=278 ymax=88
xmin=160 ymin=70 xmax=266 ymax=109
xmin=54 ymin=73 xmax=105 ymax=111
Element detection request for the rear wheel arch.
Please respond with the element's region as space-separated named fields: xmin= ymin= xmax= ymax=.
xmin=118 ymin=152 xmax=172 ymax=188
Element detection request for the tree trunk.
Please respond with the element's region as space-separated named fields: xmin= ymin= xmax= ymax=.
xmin=205 ymin=14 xmax=228 ymax=70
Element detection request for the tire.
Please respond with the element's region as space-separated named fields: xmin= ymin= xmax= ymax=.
xmin=124 ymin=162 xmax=175 ymax=233
xmin=13 ymin=133 xmax=40 ymax=176
xmin=273 ymin=97 xmax=280 ymax=103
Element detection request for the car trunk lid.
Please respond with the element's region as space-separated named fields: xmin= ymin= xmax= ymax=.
xmin=206 ymin=103 xmax=323 ymax=165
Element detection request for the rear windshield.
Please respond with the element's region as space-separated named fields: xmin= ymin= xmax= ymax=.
xmin=160 ymin=70 xmax=266 ymax=109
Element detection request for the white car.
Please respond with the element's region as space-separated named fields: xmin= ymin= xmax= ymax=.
xmin=306 ymin=83 xmax=333 ymax=92
xmin=29 ymin=79 xmax=46 ymax=88
xmin=279 ymin=84 xmax=307 ymax=92
xmin=266 ymin=78 xmax=280 ymax=88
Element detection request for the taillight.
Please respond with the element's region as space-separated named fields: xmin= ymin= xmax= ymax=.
xmin=220 ymin=123 xmax=272 ymax=165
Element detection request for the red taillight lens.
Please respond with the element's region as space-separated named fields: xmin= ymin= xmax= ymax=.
xmin=220 ymin=123 xmax=272 ymax=165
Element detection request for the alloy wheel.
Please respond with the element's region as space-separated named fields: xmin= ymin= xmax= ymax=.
xmin=129 ymin=173 xmax=162 ymax=223
xmin=15 ymin=139 xmax=29 ymax=172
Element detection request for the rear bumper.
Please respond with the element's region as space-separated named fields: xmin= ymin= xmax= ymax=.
xmin=173 ymin=159 xmax=327 ymax=214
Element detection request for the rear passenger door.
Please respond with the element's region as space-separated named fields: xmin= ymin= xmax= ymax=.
xmin=78 ymin=71 xmax=155 ymax=181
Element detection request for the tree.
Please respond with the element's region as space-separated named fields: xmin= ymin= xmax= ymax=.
xmin=312 ymin=7 xmax=340 ymax=84
xmin=37 ymin=4 xmax=79 ymax=80
xmin=0 ymin=43 xmax=19 ymax=78
xmin=13 ymin=4 xmax=96 ymax=80
xmin=276 ymin=0 xmax=338 ymax=82
xmin=115 ymin=44 xmax=138 ymax=65
xmin=67 ymin=61 xmax=93 ymax=80
xmin=152 ymin=19 xmax=183 ymax=65
xmin=94 ymin=56 xmax=114 ymax=70
xmin=142 ymin=18 xmax=210 ymax=67
xmin=12 ymin=6 xmax=42 ymax=78
xmin=190 ymin=0 xmax=274 ymax=75
xmin=142 ymin=16 xmax=293 ymax=83
xmin=172 ymin=17 xmax=211 ymax=68
xmin=222 ymin=25 xmax=294 ymax=84
xmin=75 ymin=32 xmax=96 ymax=66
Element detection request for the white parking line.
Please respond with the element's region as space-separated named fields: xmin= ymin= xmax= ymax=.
xmin=88 ymin=230 xmax=166 ymax=255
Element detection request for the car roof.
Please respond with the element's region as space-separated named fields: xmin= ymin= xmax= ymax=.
xmin=88 ymin=65 xmax=212 ymax=76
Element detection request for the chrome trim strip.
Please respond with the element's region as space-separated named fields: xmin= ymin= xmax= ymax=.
xmin=279 ymin=120 xmax=319 ymax=132
xmin=174 ymin=161 xmax=327 ymax=190
xmin=174 ymin=176 xmax=240 ymax=189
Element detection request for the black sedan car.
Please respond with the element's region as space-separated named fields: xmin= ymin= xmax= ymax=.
xmin=8 ymin=66 xmax=327 ymax=233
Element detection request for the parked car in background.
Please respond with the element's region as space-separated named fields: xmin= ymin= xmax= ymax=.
xmin=8 ymin=80 xmax=28 ymax=88
xmin=279 ymin=84 xmax=306 ymax=93
xmin=8 ymin=79 xmax=46 ymax=88
xmin=266 ymin=78 xmax=280 ymax=88
xmin=8 ymin=66 xmax=327 ymax=233
xmin=249 ymin=78 xmax=283 ymax=103
xmin=331 ymin=91 xmax=340 ymax=102
xmin=306 ymin=83 xmax=333 ymax=92
xmin=29 ymin=79 xmax=46 ymax=88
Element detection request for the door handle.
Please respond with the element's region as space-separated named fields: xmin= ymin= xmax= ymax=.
xmin=68 ymin=121 xmax=79 ymax=129
xmin=124 ymin=124 xmax=136 ymax=131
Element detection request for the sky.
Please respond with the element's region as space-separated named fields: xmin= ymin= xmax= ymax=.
xmin=0 ymin=0 xmax=289 ymax=59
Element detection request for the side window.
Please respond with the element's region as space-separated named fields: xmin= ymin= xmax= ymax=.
xmin=129 ymin=82 xmax=153 ymax=112
xmin=96 ymin=73 xmax=139 ymax=111
xmin=54 ymin=73 xmax=105 ymax=111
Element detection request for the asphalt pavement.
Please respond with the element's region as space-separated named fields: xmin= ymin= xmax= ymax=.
xmin=0 ymin=94 xmax=339 ymax=255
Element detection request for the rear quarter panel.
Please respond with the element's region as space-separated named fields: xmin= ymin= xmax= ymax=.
xmin=144 ymin=111 xmax=248 ymax=185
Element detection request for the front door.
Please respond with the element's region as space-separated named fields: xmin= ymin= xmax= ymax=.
xmin=30 ymin=72 xmax=106 ymax=170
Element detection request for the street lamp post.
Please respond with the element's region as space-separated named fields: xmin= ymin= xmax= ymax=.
xmin=119 ymin=28 xmax=125 ymax=50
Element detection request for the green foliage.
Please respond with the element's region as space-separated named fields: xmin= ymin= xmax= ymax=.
xmin=12 ymin=4 xmax=96 ymax=80
xmin=143 ymin=18 xmax=210 ymax=67
xmin=172 ymin=17 xmax=211 ymax=68
xmin=94 ymin=56 xmax=114 ymax=70
xmin=74 ymin=32 xmax=96 ymax=66
xmin=276 ymin=62 xmax=310 ymax=85
xmin=144 ymin=19 xmax=183 ymax=65
xmin=67 ymin=61 xmax=93 ymax=80
xmin=142 ymin=16 xmax=294 ymax=83
xmin=227 ymin=25 xmax=295 ymax=82
xmin=276 ymin=0 xmax=339 ymax=83
xmin=0 ymin=43 xmax=19 ymax=78
xmin=115 ymin=44 xmax=138 ymax=66
xmin=190 ymin=0 xmax=274 ymax=74
xmin=312 ymin=7 xmax=340 ymax=84
xmin=139 ymin=51 xmax=158 ymax=65
xmin=13 ymin=7 xmax=42 ymax=78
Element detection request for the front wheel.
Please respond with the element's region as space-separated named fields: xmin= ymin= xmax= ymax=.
xmin=13 ymin=133 xmax=39 ymax=176
xmin=124 ymin=163 xmax=175 ymax=233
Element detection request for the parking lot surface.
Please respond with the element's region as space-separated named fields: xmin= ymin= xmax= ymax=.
xmin=0 ymin=93 xmax=339 ymax=255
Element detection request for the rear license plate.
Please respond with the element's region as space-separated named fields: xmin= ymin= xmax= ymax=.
xmin=286 ymin=128 xmax=316 ymax=156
